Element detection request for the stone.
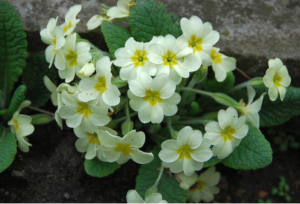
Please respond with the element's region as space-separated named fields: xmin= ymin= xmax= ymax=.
xmin=7 ymin=0 xmax=300 ymax=82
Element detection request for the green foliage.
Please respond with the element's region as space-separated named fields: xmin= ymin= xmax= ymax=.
xmin=6 ymin=85 xmax=27 ymax=119
xmin=84 ymin=158 xmax=121 ymax=178
xmin=222 ymin=123 xmax=273 ymax=170
xmin=0 ymin=1 xmax=27 ymax=108
xmin=270 ymin=129 xmax=299 ymax=152
xmin=22 ymin=55 xmax=57 ymax=107
xmin=271 ymin=176 xmax=292 ymax=202
xmin=112 ymin=76 xmax=128 ymax=88
xmin=101 ymin=22 xmax=131 ymax=59
xmin=232 ymin=86 xmax=300 ymax=127
xmin=0 ymin=127 xmax=17 ymax=173
xmin=121 ymin=120 xmax=134 ymax=135
xmin=136 ymin=146 xmax=187 ymax=203
xmin=31 ymin=114 xmax=54 ymax=125
xmin=204 ymin=156 xmax=221 ymax=168
xmin=129 ymin=0 xmax=181 ymax=42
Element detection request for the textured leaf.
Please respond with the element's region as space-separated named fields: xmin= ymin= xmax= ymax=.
xmin=84 ymin=158 xmax=121 ymax=178
xmin=232 ymin=86 xmax=300 ymax=127
xmin=0 ymin=127 xmax=17 ymax=173
xmin=203 ymin=156 xmax=221 ymax=168
xmin=22 ymin=55 xmax=57 ymax=107
xmin=205 ymin=72 xmax=235 ymax=93
xmin=0 ymin=1 xmax=27 ymax=107
xmin=101 ymin=22 xmax=131 ymax=59
xmin=129 ymin=0 xmax=182 ymax=42
xmin=222 ymin=123 xmax=273 ymax=170
xmin=136 ymin=146 xmax=187 ymax=203
xmin=6 ymin=85 xmax=26 ymax=119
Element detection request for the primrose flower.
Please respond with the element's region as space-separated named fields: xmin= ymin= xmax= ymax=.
xmin=178 ymin=16 xmax=219 ymax=66
xmin=99 ymin=130 xmax=154 ymax=164
xmin=148 ymin=34 xmax=201 ymax=85
xmin=8 ymin=101 xmax=34 ymax=153
xmin=159 ymin=126 xmax=213 ymax=176
xmin=114 ymin=37 xmax=157 ymax=81
xmin=263 ymin=58 xmax=291 ymax=101
xmin=126 ymin=190 xmax=167 ymax=203
xmin=209 ymin=47 xmax=236 ymax=82
xmin=78 ymin=62 xmax=96 ymax=78
xmin=128 ymin=73 xmax=180 ymax=124
xmin=204 ymin=107 xmax=249 ymax=159
xmin=59 ymin=91 xmax=110 ymax=133
xmin=59 ymin=33 xmax=92 ymax=82
xmin=60 ymin=4 xmax=81 ymax=36
xmin=40 ymin=17 xmax=66 ymax=70
xmin=107 ymin=0 xmax=131 ymax=20
xmin=87 ymin=14 xmax=110 ymax=30
xmin=237 ymin=86 xmax=266 ymax=128
xmin=177 ymin=166 xmax=220 ymax=203
xmin=78 ymin=56 xmax=121 ymax=107
xmin=74 ymin=126 xmax=117 ymax=160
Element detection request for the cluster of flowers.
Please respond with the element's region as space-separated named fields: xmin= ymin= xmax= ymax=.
xmin=8 ymin=0 xmax=290 ymax=203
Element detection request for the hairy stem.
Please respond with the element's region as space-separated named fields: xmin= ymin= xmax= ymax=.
xmin=28 ymin=106 xmax=55 ymax=117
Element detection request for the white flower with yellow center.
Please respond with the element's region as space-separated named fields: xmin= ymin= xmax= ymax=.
xmin=7 ymin=100 xmax=35 ymax=153
xmin=78 ymin=62 xmax=96 ymax=78
xmin=263 ymin=58 xmax=291 ymax=101
xmin=59 ymin=33 xmax=92 ymax=82
xmin=177 ymin=16 xmax=219 ymax=66
xmin=78 ymin=56 xmax=121 ymax=107
xmin=128 ymin=73 xmax=180 ymax=124
xmin=87 ymin=14 xmax=110 ymax=30
xmin=237 ymin=86 xmax=266 ymax=128
xmin=159 ymin=126 xmax=213 ymax=176
xmin=74 ymin=126 xmax=117 ymax=160
xmin=114 ymin=37 xmax=157 ymax=81
xmin=99 ymin=130 xmax=154 ymax=164
xmin=204 ymin=107 xmax=249 ymax=159
xmin=148 ymin=34 xmax=201 ymax=85
xmin=40 ymin=17 xmax=66 ymax=70
xmin=44 ymin=76 xmax=77 ymax=129
xmin=107 ymin=0 xmax=131 ymax=20
xmin=60 ymin=4 xmax=81 ymax=36
xmin=209 ymin=47 xmax=236 ymax=82
xmin=126 ymin=190 xmax=168 ymax=203
xmin=177 ymin=166 xmax=220 ymax=203
xmin=59 ymin=91 xmax=110 ymax=133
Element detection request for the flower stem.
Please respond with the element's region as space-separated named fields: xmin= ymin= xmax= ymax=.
xmin=28 ymin=106 xmax=55 ymax=117
xmin=173 ymin=119 xmax=210 ymax=126
xmin=180 ymin=87 xmax=214 ymax=97
xmin=231 ymin=80 xmax=251 ymax=92
xmin=125 ymin=100 xmax=131 ymax=121
xmin=113 ymin=113 xmax=137 ymax=123
xmin=167 ymin=117 xmax=177 ymax=139
xmin=153 ymin=165 xmax=164 ymax=188
xmin=236 ymin=67 xmax=251 ymax=80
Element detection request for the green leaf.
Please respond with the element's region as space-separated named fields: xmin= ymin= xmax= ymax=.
xmin=121 ymin=120 xmax=134 ymax=135
xmin=0 ymin=1 xmax=27 ymax=108
xmin=31 ymin=114 xmax=54 ymax=125
xmin=0 ymin=127 xmax=17 ymax=173
xmin=84 ymin=158 xmax=121 ymax=178
xmin=203 ymin=156 xmax=221 ymax=168
xmin=222 ymin=123 xmax=273 ymax=170
xmin=6 ymin=85 xmax=27 ymax=119
xmin=22 ymin=55 xmax=57 ymax=107
xmin=232 ymin=86 xmax=300 ymax=127
xmin=112 ymin=76 xmax=128 ymax=88
xmin=129 ymin=0 xmax=182 ymax=42
xmin=136 ymin=146 xmax=187 ymax=203
xmin=101 ymin=22 xmax=131 ymax=59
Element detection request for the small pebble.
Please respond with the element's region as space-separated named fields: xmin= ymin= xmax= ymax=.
xmin=64 ymin=193 xmax=70 ymax=199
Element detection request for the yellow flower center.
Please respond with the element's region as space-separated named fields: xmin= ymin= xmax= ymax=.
xmin=220 ymin=125 xmax=235 ymax=142
xmin=131 ymin=49 xmax=148 ymax=68
xmin=177 ymin=144 xmax=195 ymax=159
xmin=143 ymin=90 xmax=163 ymax=106
xmin=162 ymin=50 xmax=178 ymax=69
xmin=52 ymin=38 xmax=56 ymax=46
xmin=63 ymin=21 xmax=73 ymax=32
xmin=77 ymin=102 xmax=92 ymax=118
xmin=114 ymin=143 xmax=134 ymax=155
xmin=188 ymin=34 xmax=203 ymax=53
xmin=210 ymin=48 xmax=222 ymax=64
xmin=86 ymin=132 xmax=101 ymax=145
xmin=66 ymin=50 xmax=78 ymax=67
xmin=190 ymin=180 xmax=205 ymax=192
xmin=94 ymin=76 xmax=107 ymax=95
xmin=13 ymin=118 xmax=20 ymax=134
xmin=273 ymin=72 xmax=282 ymax=87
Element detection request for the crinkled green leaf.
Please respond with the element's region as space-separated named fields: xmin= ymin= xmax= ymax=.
xmin=84 ymin=158 xmax=121 ymax=178
xmin=101 ymin=22 xmax=131 ymax=59
xmin=0 ymin=1 xmax=27 ymax=108
xmin=6 ymin=85 xmax=26 ymax=119
xmin=129 ymin=0 xmax=182 ymax=42
xmin=22 ymin=55 xmax=57 ymax=107
xmin=222 ymin=123 xmax=273 ymax=170
xmin=136 ymin=146 xmax=187 ymax=203
xmin=204 ymin=156 xmax=221 ymax=168
xmin=0 ymin=127 xmax=17 ymax=173
xmin=232 ymin=86 xmax=300 ymax=127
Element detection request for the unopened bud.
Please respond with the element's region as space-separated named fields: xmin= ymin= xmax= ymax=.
xmin=78 ymin=63 xmax=96 ymax=78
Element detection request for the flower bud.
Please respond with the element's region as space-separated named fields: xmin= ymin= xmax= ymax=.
xmin=250 ymin=77 xmax=264 ymax=88
xmin=78 ymin=63 xmax=95 ymax=78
